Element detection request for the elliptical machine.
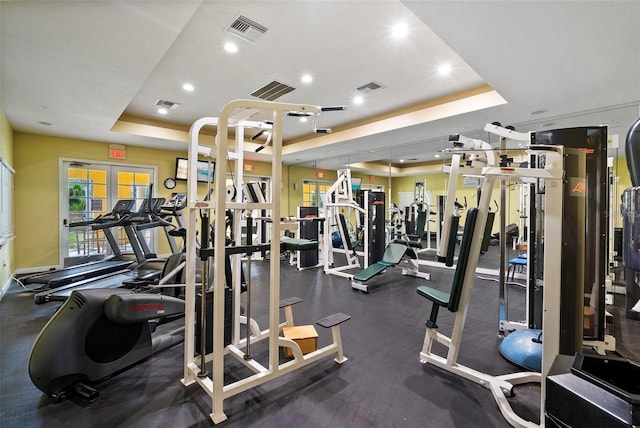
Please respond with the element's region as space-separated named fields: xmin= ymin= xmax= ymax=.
xmin=29 ymin=286 xmax=184 ymax=402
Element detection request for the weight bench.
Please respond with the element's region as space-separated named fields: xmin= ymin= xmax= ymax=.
xmin=351 ymin=242 xmax=430 ymax=293
xmin=416 ymin=208 xmax=477 ymax=329
xmin=280 ymin=236 xmax=318 ymax=252
xmin=280 ymin=235 xmax=320 ymax=270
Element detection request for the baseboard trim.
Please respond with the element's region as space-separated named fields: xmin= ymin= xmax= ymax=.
xmin=14 ymin=265 xmax=60 ymax=275
xmin=0 ymin=276 xmax=13 ymax=302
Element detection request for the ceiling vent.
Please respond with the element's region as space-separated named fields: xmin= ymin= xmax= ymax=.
xmin=226 ymin=15 xmax=268 ymax=43
xmin=250 ymin=81 xmax=295 ymax=101
xmin=356 ymin=81 xmax=385 ymax=94
xmin=154 ymin=99 xmax=181 ymax=110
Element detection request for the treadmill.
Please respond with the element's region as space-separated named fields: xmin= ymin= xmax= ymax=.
xmin=23 ymin=200 xmax=137 ymax=288
xmin=33 ymin=198 xmax=178 ymax=304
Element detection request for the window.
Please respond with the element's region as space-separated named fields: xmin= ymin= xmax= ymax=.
xmin=302 ymin=180 xmax=333 ymax=209
xmin=0 ymin=158 xmax=14 ymax=247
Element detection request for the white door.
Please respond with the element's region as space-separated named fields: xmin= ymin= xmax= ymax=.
xmin=60 ymin=160 xmax=155 ymax=267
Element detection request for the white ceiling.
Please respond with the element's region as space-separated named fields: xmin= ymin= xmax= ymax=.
xmin=2 ymin=1 xmax=639 ymax=176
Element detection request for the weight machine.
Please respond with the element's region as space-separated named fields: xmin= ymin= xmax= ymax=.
xmin=181 ymin=99 xmax=350 ymax=425
xmin=322 ymin=169 xmax=369 ymax=278
xmin=397 ymin=179 xmax=438 ymax=252
xmin=438 ymin=133 xmax=497 ymax=265
xmin=417 ymin=131 xmax=565 ymax=428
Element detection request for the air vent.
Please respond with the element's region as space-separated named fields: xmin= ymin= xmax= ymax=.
xmin=250 ymin=81 xmax=295 ymax=101
xmin=154 ymin=99 xmax=181 ymax=110
xmin=356 ymin=81 xmax=384 ymax=93
xmin=226 ymin=15 xmax=268 ymax=43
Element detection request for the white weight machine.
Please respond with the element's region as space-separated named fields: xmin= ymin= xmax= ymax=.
xmin=322 ymin=168 xmax=370 ymax=278
xmin=181 ymin=99 xmax=350 ymax=424
xmin=437 ymin=133 xmax=497 ymax=264
xmin=417 ymin=128 xmax=565 ymax=427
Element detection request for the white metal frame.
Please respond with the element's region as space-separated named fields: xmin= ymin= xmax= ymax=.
xmin=419 ymin=135 xmax=565 ymax=428
xmin=322 ymin=169 xmax=369 ymax=278
xmin=181 ymin=100 xmax=349 ymax=424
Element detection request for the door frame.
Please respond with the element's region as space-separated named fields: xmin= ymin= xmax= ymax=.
xmin=58 ymin=157 xmax=158 ymax=267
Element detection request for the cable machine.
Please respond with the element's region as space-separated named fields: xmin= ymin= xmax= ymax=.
xmin=322 ymin=169 xmax=369 ymax=278
xmin=181 ymin=100 xmax=351 ymax=424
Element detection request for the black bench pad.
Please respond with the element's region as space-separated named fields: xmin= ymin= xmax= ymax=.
xmin=317 ymin=313 xmax=351 ymax=328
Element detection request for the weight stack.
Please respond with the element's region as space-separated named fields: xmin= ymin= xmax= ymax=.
xmin=195 ymin=288 xmax=233 ymax=354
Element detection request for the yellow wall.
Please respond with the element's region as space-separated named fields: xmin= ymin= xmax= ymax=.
xmin=0 ymin=109 xmax=14 ymax=291
xmin=614 ymin=156 xmax=631 ymax=229
xmin=13 ymin=132 xmax=194 ymax=269
xmin=10 ymin=132 xmax=348 ymax=270
xmin=11 ymin=129 xmax=633 ymax=271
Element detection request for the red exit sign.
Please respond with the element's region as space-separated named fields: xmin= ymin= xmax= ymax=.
xmin=109 ymin=144 xmax=126 ymax=159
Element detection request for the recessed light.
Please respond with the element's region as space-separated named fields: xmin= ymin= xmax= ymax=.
xmin=224 ymin=42 xmax=238 ymax=53
xmin=353 ymin=95 xmax=364 ymax=105
xmin=391 ymin=23 xmax=408 ymax=38
xmin=182 ymin=83 xmax=194 ymax=92
xmin=399 ymin=159 xmax=405 ymax=163
xmin=301 ymin=74 xmax=312 ymax=84
xmin=434 ymin=154 xmax=441 ymax=158
xmin=437 ymin=64 xmax=452 ymax=75
xmin=158 ymin=108 xmax=168 ymax=115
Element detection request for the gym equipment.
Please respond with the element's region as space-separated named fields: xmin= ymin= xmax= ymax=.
xmin=388 ymin=204 xmax=404 ymax=243
xmin=32 ymin=195 xmax=188 ymax=304
xmin=528 ymin=126 xmax=612 ymax=354
xmin=322 ymin=169 xmax=368 ymax=278
xmin=331 ymin=231 xmax=342 ymax=248
xmin=395 ymin=210 xmax=427 ymax=249
xmin=29 ymin=287 xmax=185 ymax=401
xmin=438 ymin=134 xmax=496 ymax=263
xmin=417 ymin=208 xmax=478 ymax=329
xmin=34 ymin=250 xmax=186 ymax=305
xmin=621 ymin=116 xmax=640 ymax=320
xmin=351 ymin=242 xmax=430 ymax=292
xmin=278 ymin=207 xmax=324 ymax=270
xmin=117 ymin=196 xmax=167 ymax=263
xmin=546 ymin=353 xmax=640 ymax=427
xmin=22 ymin=199 xmax=137 ymax=287
xmin=182 ymin=100 xmax=350 ymax=424
xmin=401 ymin=179 xmax=438 ymax=252
xmin=357 ymin=189 xmax=386 ymax=265
xmin=417 ymin=127 xmax=565 ymax=428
